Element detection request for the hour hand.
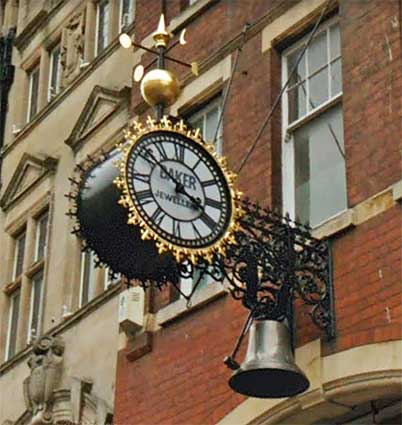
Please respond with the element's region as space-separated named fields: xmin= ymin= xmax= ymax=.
xmin=175 ymin=183 xmax=203 ymax=211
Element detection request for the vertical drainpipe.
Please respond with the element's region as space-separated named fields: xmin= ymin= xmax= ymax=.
xmin=0 ymin=27 xmax=16 ymax=190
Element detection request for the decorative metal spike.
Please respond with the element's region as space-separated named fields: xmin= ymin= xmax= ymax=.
xmin=74 ymin=163 xmax=86 ymax=172
xmin=68 ymin=177 xmax=80 ymax=186
xmin=71 ymin=225 xmax=81 ymax=234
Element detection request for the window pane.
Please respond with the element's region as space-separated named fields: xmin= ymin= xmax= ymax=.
xmin=120 ymin=0 xmax=134 ymax=28
xmin=14 ymin=232 xmax=26 ymax=279
xmin=294 ymin=104 xmax=346 ymax=227
xmin=288 ymin=82 xmax=307 ymax=123
xmin=330 ymin=58 xmax=342 ymax=96
xmin=205 ymin=107 xmax=219 ymax=142
xmin=330 ymin=25 xmax=341 ymax=59
xmin=28 ymin=68 xmax=39 ymax=121
xmin=105 ymin=268 xmax=121 ymax=289
xmin=81 ymin=252 xmax=97 ymax=305
xmin=308 ymin=66 xmax=329 ymax=110
xmin=187 ymin=98 xmax=223 ymax=153
xmin=7 ymin=289 xmax=20 ymax=359
xmin=287 ymin=47 xmax=306 ymax=86
xmin=308 ymin=31 xmax=327 ymax=75
xmin=180 ymin=266 xmax=211 ymax=297
xmin=97 ymin=1 xmax=110 ymax=54
xmin=191 ymin=117 xmax=203 ymax=133
xmin=35 ymin=213 xmax=48 ymax=261
xmin=49 ymin=46 xmax=61 ymax=100
xmin=193 ymin=268 xmax=211 ymax=291
xmin=29 ymin=271 xmax=44 ymax=341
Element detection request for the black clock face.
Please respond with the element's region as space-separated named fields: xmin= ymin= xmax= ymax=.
xmin=125 ymin=130 xmax=233 ymax=249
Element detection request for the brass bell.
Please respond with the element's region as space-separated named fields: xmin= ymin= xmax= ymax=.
xmin=229 ymin=320 xmax=310 ymax=398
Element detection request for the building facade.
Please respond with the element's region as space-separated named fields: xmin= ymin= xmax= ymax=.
xmin=0 ymin=0 xmax=136 ymax=423
xmin=0 ymin=0 xmax=401 ymax=424
xmin=113 ymin=0 xmax=402 ymax=424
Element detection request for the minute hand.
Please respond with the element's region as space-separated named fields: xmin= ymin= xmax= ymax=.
xmin=144 ymin=148 xmax=203 ymax=211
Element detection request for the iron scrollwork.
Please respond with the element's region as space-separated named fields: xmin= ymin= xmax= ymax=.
xmin=146 ymin=199 xmax=335 ymax=339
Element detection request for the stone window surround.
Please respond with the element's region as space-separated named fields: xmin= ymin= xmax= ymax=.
xmin=79 ymin=250 xmax=102 ymax=308
xmin=94 ymin=0 xmax=111 ymax=57
xmin=47 ymin=41 xmax=62 ymax=102
xmin=15 ymin=0 xmax=124 ymax=129
xmin=34 ymin=210 xmax=49 ymax=262
xmin=4 ymin=0 xmax=218 ymax=160
xmin=26 ymin=267 xmax=45 ymax=344
xmin=281 ymin=16 xmax=346 ymax=230
xmin=118 ymin=0 xmax=135 ymax=32
xmin=2 ymin=194 xmax=51 ymax=363
xmin=0 ymin=280 xmax=121 ymax=375
xmin=26 ymin=65 xmax=40 ymax=123
xmin=4 ymin=287 xmax=20 ymax=361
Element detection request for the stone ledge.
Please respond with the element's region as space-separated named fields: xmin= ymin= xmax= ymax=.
xmin=392 ymin=180 xmax=402 ymax=202
xmin=2 ymin=36 xmax=122 ymax=160
xmin=218 ymin=340 xmax=402 ymax=425
xmin=312 ymin=209 xmax=354 ymax=240
xmin=156 ymin=283 xmax=227 ymax=326
xmin=0 ymin=283 xmax=121 ymax=376
xmin=352 ymin=189 xmax=394 ymax=226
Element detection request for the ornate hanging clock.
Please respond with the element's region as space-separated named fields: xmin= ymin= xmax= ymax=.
xmin=115 ymin=116 xmax=243 ymax=263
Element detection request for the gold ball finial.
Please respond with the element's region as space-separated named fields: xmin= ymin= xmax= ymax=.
xmin=140 ymin=69 xmax=181 ymax=107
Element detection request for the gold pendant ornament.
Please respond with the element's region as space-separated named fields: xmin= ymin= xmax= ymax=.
xmin=114 ymin=116 xmax=243 ymax=264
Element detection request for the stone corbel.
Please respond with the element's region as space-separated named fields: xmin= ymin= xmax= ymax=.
xmin=23 ymin=336 xmax=65 ymax=424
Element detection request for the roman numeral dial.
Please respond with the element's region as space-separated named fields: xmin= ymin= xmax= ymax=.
xmin=122 ymin=124 xmax=240 ymax=260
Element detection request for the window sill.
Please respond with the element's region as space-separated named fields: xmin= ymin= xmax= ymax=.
xmin=156 ymin=283 xmax=227 ymax=326
xmin=392 ymin=180 xmax=402 ymax=202
xmin=312 ymin=209 xmax=354 ymax=240
xmin=26 ymin=259 xmax=45 ymax=278
xmin=172 ymin=0 xmax=219 ymax=32
xmin=0 ymin=345 xmax=32 ymax=377
xmin=2 ymin=32 xmax=125 ymax=160
xmin=3 ymin=276 xmax=22 ymax=295
xmin=0 ymin=282 xmax=121 ymax=376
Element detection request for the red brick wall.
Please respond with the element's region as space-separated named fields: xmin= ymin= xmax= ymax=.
xmin=115 ymin=297 xmax=249 ymax=425
xmin=341 ymin=0 xmax=402 ymax=205
xmin=116 ymin=0 xmax=402 ymax=423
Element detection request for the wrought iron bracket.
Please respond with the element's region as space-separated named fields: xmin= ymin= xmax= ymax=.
xmin=138 ymin=199 xmax=336 ymax=340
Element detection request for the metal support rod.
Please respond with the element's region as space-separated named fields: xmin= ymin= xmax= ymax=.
xmin=213 ymin=24 xmax=248 ymax=146
xmin=236 ymin=0 xmax=332 ymax=174
xmin=156 ymin=45 xmax=166 ymax=121
xmin=327 ymin=239 xmax=336 ymax=339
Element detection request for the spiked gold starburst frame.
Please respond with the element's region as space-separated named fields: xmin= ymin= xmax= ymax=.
xmin=114 ymin=115 xmax=243 ymax=264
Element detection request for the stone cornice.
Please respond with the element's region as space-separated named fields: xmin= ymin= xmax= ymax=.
xmin=14 ymin=1 xmax=67 ymax=51
xmin=64 ymin=85 xmax=131 ymax=152
xmin=14 ymin=9 xmax=49 ymax=51
xmin=2 ymin=35 xmax=122 ymax=159
xmin=0 ymin=282 xmax=121 ymax=377
xmin=0 ymin=153 xmax=58 ymax=212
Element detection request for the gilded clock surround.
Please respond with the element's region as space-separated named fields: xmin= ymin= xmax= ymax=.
xmin=114 ymin=116 xmax=243 ymax=264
